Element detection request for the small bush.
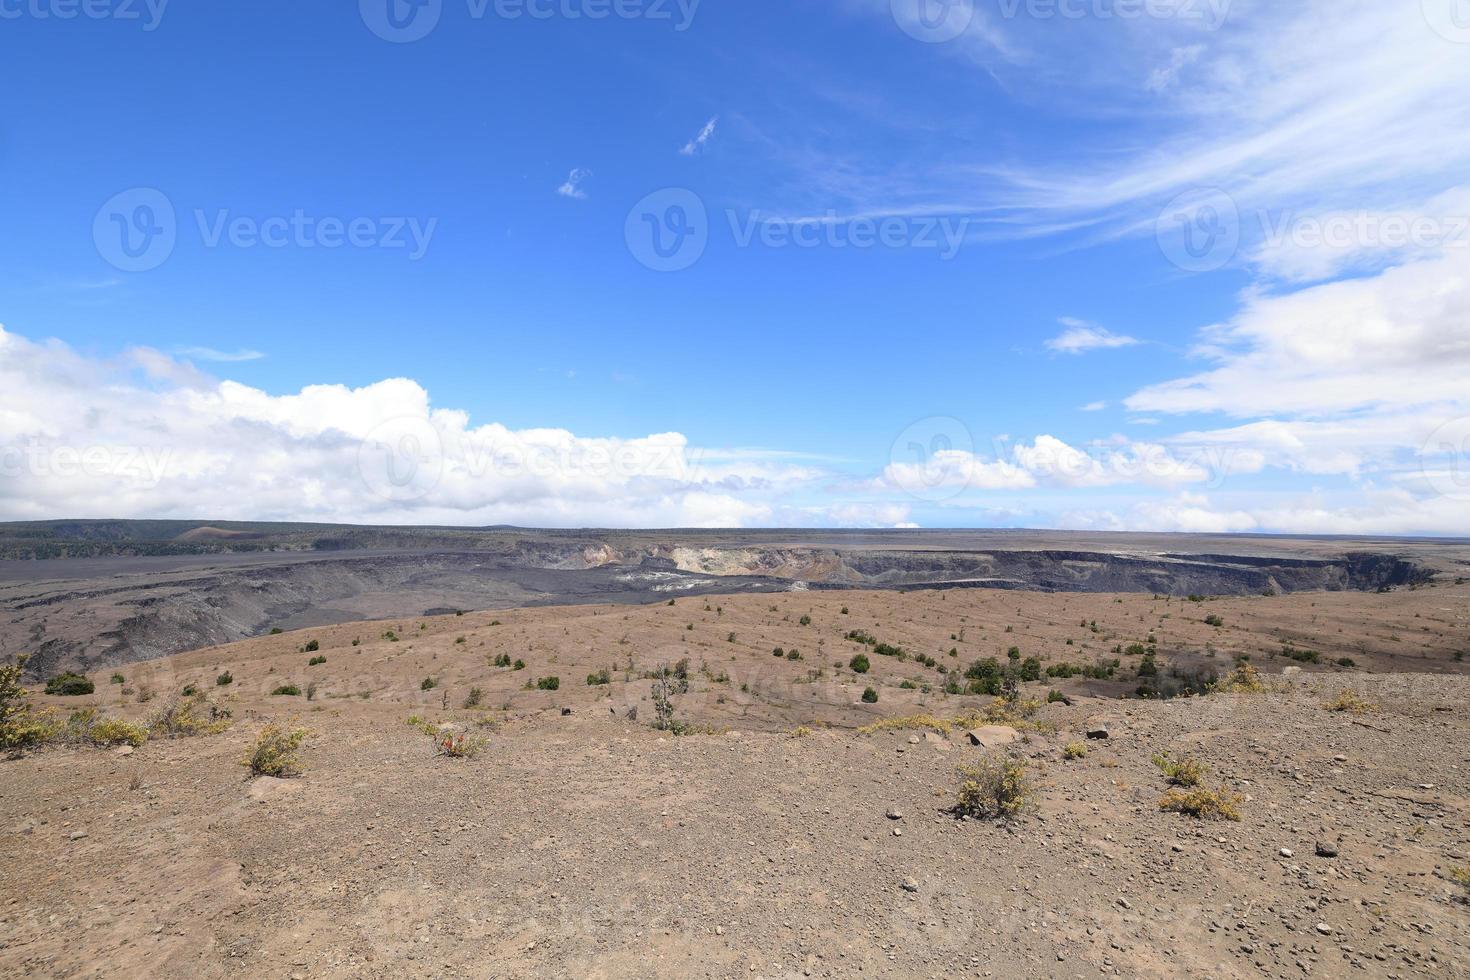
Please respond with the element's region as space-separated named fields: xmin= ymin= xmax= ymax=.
xmin=513 ymin=659 xmax=526 ymax=671
xmin=180 ymin=684 xmax=199 ymax=697
xmin=110 ymin=673 xmax=125 ymax=685
xmin=245 ymin=725 xmax=307 ymax=777
xmin=269 ymin=627 xmax=283 ymax=635
xmin=1450 ymin=866 xmax=1470 ymax=904
xmin=1046 ymin=689 xmax=1067 ymax=704
xmin=149 ymin=693 xmax=232 ymax=737
xmin=493 ymin=653 xmax=512 ymax=668
xmin=216 ymin=671 xmax=233 ymax=686
xmin=772 ymin=647 xmax=785 ymax=658
xmin=45 ymin=672 xmax=95 ymax=697
xmin=1323 ymin=690 xmax=1377 ymax=714
xmin=1152 ymin=752 xmax=1206 ymax=787
xmin=787 ymin=649 xmax=801 ymax=661
xmin=586 ymin=668 xmax=611 ymax=686
xmin=1213 ymin=663 xmax=1265 ymax=694
xmin=1159 ymin=786 xmax=1242 ymax=821
xmin=849 ymin=654 xmax=871 ymax=674
xmin=954 ymin=756 xmax=1034 ymax=821
xmin=1063 ymin=742 xmax=1087 ymax=760
xmin=304 ymin=639 xmax=320 ymax=653
xmin=536 ymin=676 xmax=561 ymax=691
xmin=436 ymin=732 xmax=483 ymax=759
xmin=1203 ymin=615 xmax=1224 ymax=628
xmin=420 ymin=677 xmax=438 ymax=691
xmin=84 ymin=717 xmax=149 ymax=747
xmin=271 ymin=684 xmax=302 ymax=697
xmin=799 ymin=615 xmax=812 ymax=626
xmin=308 ymin=655 xmax=326 ymax=666
xmin=463 ymin=687 xmax=484 ymax=708
xmin=861 ymin=687 xmax=878 ymax=703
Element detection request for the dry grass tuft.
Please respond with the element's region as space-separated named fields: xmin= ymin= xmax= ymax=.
xmin=1323 ymin=689 xmax=1377 ymax=714
xmin=1213 ymin=663 xmax=1265 ymax=694
xmin=1159 ymin=786 xmax=1243 ymax=821
xmin=148 ymin=693 xmax=232 ymax=738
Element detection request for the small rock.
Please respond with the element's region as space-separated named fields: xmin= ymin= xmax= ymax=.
xmin=892 ymin=828 xmax=902 ymax=837
xmin=1315 ymin=841 xmax=1339 ymax=858
xmin=907 ymin=734 xmax=921 ymax=745
xmin=68 ymin=831 xmax=88 ymax=841
xmin=901 ymin=878 xmax=919 ymax=893
xmin=965 ymin=725 xmax=1020 ymax=749
xmin=1279 ymin=848 xmax=1294 ymax=858
xmin=1315 ymin=923 xmax=1333 ymax=936
xmin=715 ymin=925 xmax=724 ymax=936
xmin=560 ymin=707 xmax=573 ymax=716
xmin=886 ymin=808 xmax=904 ymax=821
xmin=112 ymin=746 xmax=134 ymax=757
xmin=1085 ymin=723 xmax=1110 ymax=740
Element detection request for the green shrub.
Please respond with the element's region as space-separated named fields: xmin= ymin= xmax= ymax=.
xmin=308 ymin=655 xmax=326 ymax=666
xmin=180 ymin=684 xmax=199 ymax=697
xmin=536 ymin=676 xmax=561 ymax=691
xmin=1063 ymin=742 xmax=1087 ymax=760
xmin=462 ymin=687 xmax=484 ymax=708
xmin=420 ymin=677 xmax=438 ymax=691
xmin=110 ymin=673 xmax=125 ymax=685
xmin=1152 ymin=751 xmax=1206 ymax=787
xmin=45 ymin=672 xmax=94 ymax=697
xmin=216 ymin=671 xmax=233 ymax=686
xmin=1203 ymin=615 xmax=1224 ymax=628
xmin=586 ymin=668 xmax=611 ymax=686
xmin=512 ymin=659 xmax=526 ymax=671
xmin=849 ymin=653 xmax=871 ymax=674
xmin=799 ymin=615 xmax=812 ymax=626
xmin=304 ymin=639 xmax=320 ymax=653
xmin=271 ymin=684 xmax=302 ymax=697
xmin=269 ymin=627 xmax=283 ymax=635
xmin=1046 ymin=689 xmax=1066 ymax=703
xmin=954 ymin=756 xmax=1034 ymax=821
xmin=861 ymin=687 xmax=878 ymax=703
xmin=772 ymin=647 xmax=785 ymax=658
xmin=493 ymin=653 xmax=512 ymax=667
xmin=244 ymin=725 xmax=307 ymax=777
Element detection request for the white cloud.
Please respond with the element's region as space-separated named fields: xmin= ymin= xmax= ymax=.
xmin=556 ymin=168 xmax=591 ymax=200
xmin=0 ymin=325 xmax=821 ymax=529
xmin=1045 ymin=319 xmax=1139 ymax=355
xmin=1080 ymin=401 xmax=1107 ymax=412
xmin=175 ymin=346 xmax=265 ymax=363
xmin=679 ymin=116 xmax=718 ymax=156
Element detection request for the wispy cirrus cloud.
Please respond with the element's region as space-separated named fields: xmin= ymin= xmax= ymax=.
xmin=1045 ymin=319 xmax=1138 ymax=355
xmin=679 ymin=116 xmax=718 ymax=156
xmin=556 ymin=168 xmax=591 ymax=200
xmin=175 ymin=346 xmax=265 ymax=363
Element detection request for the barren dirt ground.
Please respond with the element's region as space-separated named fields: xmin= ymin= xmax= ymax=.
xmin=4 ymin=585 xmax=1470 ymax=978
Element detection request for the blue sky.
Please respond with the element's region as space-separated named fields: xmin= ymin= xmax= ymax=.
xmin=2 ymin=1 xmax=1470 ymax=532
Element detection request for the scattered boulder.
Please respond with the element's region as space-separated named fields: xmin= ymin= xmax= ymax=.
xmin=1085 ymin=722 xmax=1111 ymax=740
xmin=900 ymin=878 xmax=919 ymax=893
xmin=1315 ymin=841 xmax=1339 ymax=858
